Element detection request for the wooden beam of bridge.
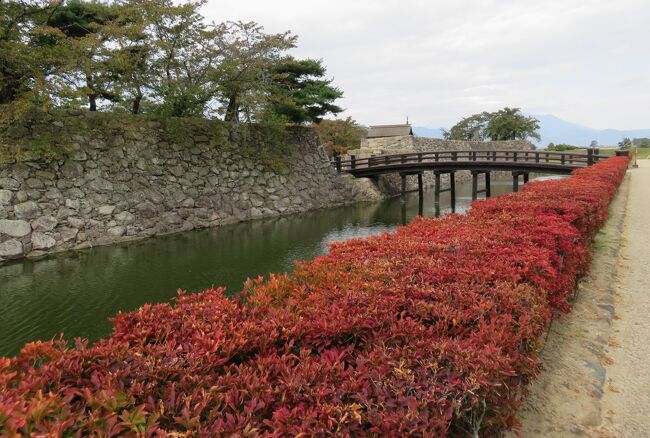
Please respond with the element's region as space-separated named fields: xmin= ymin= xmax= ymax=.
xmin=332 ymin=149 xmax=607 ymax=178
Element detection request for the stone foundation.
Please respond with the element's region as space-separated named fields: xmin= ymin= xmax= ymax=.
xmin=0 ymin=112 xmax=381 ymax=262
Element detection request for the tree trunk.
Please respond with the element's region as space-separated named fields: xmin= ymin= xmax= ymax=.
xmin=224 ymin=95 xmax=239 ymax=122
xmin=0 ymin=86 xmax=13 ymax=105
xmin=132 ymin=95 xmax=142 ymax=115
xmin=88 ymin=94 xmax=97 ymax=111
xmin=85 ymin=72 xmax=97 ymax=111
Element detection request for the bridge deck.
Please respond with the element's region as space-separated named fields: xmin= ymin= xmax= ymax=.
xmin=333 ymin=149 xmax=607 ymax=177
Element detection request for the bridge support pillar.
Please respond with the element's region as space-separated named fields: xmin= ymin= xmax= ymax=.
xmin=485 ymin=172 xmax=491 ymax=197
xmin=399 ymin=172 xmax=424 ymax=204
xmin=434 ymin=170 xmax=456 ymax=215
xmin=512 ymin=171 xmax=530 ymax=192
xmin=450 ymin=172 xmax=456 ymax=212
xmin=471 ymin=171 xmax=491 ymax=200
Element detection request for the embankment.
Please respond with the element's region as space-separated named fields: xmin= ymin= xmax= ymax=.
xmin=0 ymin=111 xmax=380 ymax=262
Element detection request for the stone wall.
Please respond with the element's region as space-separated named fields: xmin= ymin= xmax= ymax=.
xmin=411 ymin=137 xmax=534 ymax=153
xmin=0 ymin=111 xmax=381 ymax=262
xmin=355 ymin=136 xmax=534 ymax=156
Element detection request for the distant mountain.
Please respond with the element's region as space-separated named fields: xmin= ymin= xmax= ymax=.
xmin=532 ymin=114 xmax=650 ymax=147
xmin=414 ymin=114 xmax=650 ymax=147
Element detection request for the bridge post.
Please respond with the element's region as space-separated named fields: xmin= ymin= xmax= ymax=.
xmin=485 ymin=172 xmax=491 ymax=198
xmin=587 ymin=149 xmax=594 ymax=166
xmin=334 ymin=155 xmax=341 ymax=172
xmin=450 ymin=172 xmax=456 ymax=212
xmin=417 ymin=172 xmax=424 ymax=203
xmin=523 ymin=172 xmax=529 ymax=184
xmin=350 ymin=155 xmax=356 ymax=170
xmin=512 ymin=172 xmax=520 ymax=192
xmin=400 ymin=173 xmax=407 ymax=202
xmin=471 ymin=171 xmax=479 ymax=200
xmin=434 ymin=172 xmax=441 ymax=207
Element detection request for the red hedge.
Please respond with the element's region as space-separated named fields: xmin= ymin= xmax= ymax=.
xmin=0 ymin=157 xmax=628 ymax=436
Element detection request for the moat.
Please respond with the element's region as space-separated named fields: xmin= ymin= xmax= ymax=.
xmin=0 ymin=174 xmax=553 ymax=357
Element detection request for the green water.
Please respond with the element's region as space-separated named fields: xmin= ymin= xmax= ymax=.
xmin=0 ymin=175 xmax=532 ymax=357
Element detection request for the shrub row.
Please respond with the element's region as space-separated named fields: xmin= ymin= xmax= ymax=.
xmin=0 ymin=157 xmax=628 ymax=436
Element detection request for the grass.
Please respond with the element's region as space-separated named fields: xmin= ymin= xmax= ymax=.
xmin=562 ymin=147 xmax=617 ymax=156
xmin=547 ymin=147 xmax=650 ymax=159
xmin=634 ymin=148 xmax=650 ymax=159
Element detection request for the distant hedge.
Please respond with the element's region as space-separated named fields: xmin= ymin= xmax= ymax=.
xmin=0 ymin=157 xmax=628 ymax=436
xmin=547 ymin=144 xmax=581 ymax=151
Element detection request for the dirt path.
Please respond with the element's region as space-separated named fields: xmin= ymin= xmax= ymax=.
xmin=595 ymin=160 xmax=650 ymax=437
xmin=510 ymin=160 xmax=650 ymax=437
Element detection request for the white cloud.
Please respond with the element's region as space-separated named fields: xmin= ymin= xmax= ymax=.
xmin=203 ymin=0 xmax=650 ymax=129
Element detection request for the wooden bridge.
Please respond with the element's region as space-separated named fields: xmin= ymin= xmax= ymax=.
xmin=332 ymin=149 xmax=618 ymax=212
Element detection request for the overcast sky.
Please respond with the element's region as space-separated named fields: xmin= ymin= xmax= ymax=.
xmin=203 ymin=0 xmax=650 ymax=130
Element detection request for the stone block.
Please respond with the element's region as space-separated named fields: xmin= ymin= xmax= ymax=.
xmin=97 ymin=205 xmax=116 ymax=215
xmin=0 ymin=219 xmax=31 ymax=237
xmin=32 ymin=232 xmax=56 ymax=250
xmin=60 ymin=161 xmax=84 ymax=179
xmin=115 ymin=211 xmax=135 ymax=224
xmin=107 ymin=225 xmax=126 ymax=237
xmin=0 ymin=177 xmax=20 ymax=190
xmin=0 ymin=190 xmax=12 ymax=205
xmin=31 ymin=216 xmax=58 ymax=232
xmin=59 ymin=227 xmax=79 ymax=242
xmin=0 ymin=239 xmax=23 ymax=258
xmin=14 ymin=201 xmax=40 ymax=219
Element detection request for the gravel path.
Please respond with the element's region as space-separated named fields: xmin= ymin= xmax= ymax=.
xmin=595 ymin=160 xmax=650 ymax=437
xmin=509 ymin=160 xmax=650 ymax=437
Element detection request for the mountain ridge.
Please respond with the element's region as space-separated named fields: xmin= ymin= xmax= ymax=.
xmin=413 ymin=114 xmax=650 ymax=147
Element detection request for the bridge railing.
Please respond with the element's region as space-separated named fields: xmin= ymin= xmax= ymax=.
xmin=332 ymin=149 xmax=607 ymax=173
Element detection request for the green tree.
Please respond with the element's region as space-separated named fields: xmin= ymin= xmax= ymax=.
xmin=0 ymin=0 xmax=66 ymax=108
xmin=313 ymin=117 xmax=364 ymax=156
xmin=547 ymin=143 xmax=578 ymax=151
xmin=633 ymin=138 xmax=650 ymax=148
xmin=484 ymin=107 xmax=541 ymax=141
xmin=442 ymin=112 xmax=490 ymax=140
xmin=268 ymin=58 xmax=343 ymax=124
xmin=1 ymin=0 xmax=344 ymax=125
xmin=125 ymin=0 xmax=221 ymax=116
xmin=46 ymin=0 xmax=123 ymax=111
xmin=443 ymin=107 xmax=540 ymax=142
xmin=212 ymin=21 xmax=296 ymax=122
xmin=618 ymin=137 xmax=631 ymax=149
